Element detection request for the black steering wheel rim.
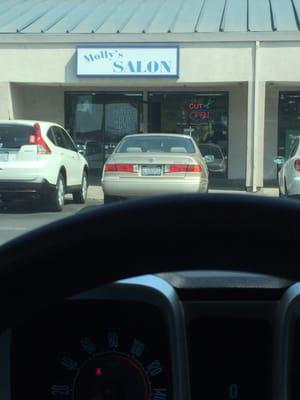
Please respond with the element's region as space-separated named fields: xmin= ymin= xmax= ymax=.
xmin=0 ymin=193 xmax=298 ymax=333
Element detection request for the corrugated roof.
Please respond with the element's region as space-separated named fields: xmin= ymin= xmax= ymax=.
xmin=0 ymin=0 xmax=300 ymax=34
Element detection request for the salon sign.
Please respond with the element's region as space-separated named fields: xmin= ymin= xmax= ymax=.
xmin=77 ymin=46 xmax=179 ymax=77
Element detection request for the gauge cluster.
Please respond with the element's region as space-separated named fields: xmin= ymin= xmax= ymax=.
xmin=11 ymin=300 xmax=172 ymax=400
xmin=6 ymin=273 xmax=300 ymax=400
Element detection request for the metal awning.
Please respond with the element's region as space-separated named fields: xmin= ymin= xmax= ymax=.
xmin=0 ymin=0 xmax=299 ymax=34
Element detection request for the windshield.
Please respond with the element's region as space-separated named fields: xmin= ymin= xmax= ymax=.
xmin=116 ymin=136 xmax=196 ymax=153
xmin=0 ymin=0 xmax=282 ymax=246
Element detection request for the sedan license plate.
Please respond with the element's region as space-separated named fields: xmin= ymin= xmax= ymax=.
xmin=0 ymin=152 xmax=8 ymax=162
xmin=142 ymin=166 xmax=161 ymax=176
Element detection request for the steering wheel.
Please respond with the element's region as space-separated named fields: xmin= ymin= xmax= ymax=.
xmin=0 ymin=193 xmax=298 ymax=333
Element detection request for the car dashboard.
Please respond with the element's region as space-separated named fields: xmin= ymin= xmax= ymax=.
xmin=0 ymin=271 xmax=299 ymax=400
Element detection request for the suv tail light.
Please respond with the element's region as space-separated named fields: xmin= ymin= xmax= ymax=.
xmin=167 ymin=164 xmax=202 ymax=173
xmin=295 ymin=160 xmax=300 ymax=171
xmin=104 ymin=164 xmax=136 ymax=173
xmin=29 ymin=123 xmax=51 ymax=154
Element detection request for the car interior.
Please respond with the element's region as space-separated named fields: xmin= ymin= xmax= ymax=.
xmin=0 ymin=193 xmax=299 ymax=400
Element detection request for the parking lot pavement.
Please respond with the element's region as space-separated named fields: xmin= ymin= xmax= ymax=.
xmin=0 ymin=197 xmax=103 ymax=246
xmin=0 ymin=186 xmax=280 ymax=246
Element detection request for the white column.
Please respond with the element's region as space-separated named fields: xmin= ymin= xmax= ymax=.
xmin=246 ymin=41 xmax=266 ymax=192
xmin=254 ymin=80 xmax=266 ymax=189
xmin=246 ymin=80 xmax=255 ymax=189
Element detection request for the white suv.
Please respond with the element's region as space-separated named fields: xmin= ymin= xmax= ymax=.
xmin=0 ymin=120 xmax=88 ymax=211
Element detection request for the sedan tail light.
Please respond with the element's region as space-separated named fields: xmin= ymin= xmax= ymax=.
xmin=295 ymin=160 xmax=300 ymax=171
xmin=187 ymin=164 xmax=202 ymax=173
xmin=167 ymin=164 xmax=202 ymax=173
xmin=104 ymin=164 xmax=136 ymax=173
xmin=29 ymin=123 xmax=52 ymax=154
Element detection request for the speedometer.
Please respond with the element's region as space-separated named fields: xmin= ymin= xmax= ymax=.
xmin=11 ymin=301 xmax=172 ymax=400
xmin=52 ymin=330 xmax=168 ymax=400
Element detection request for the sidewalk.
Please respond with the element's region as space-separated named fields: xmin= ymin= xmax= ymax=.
xmin=209 ymin=188 xmax=279 ymax=197
xmin=86 ymin=186 xmax=279 ymax=201
xmin=88 ymin=185 xmax=104 ymax=201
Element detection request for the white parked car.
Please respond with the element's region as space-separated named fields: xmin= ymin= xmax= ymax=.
xmin=0 ymin=120 xmax=88 ymax=211
xmin=274 ymin=137 xmax=300 ymax=197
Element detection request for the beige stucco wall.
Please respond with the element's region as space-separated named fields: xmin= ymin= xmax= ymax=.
xmin=1 ymin=43 xmax=253 ymax=85
xmin=0 ymin=83 xmax=12 ymax=119
xmin=228 ymin=83 xmax=247 ymax=180
xmin=260 ymin=43 xmax=300 ymax=82
xmin=21 ymin=86 xmax=64 ymax=125
xmin=10 ymin=84 xmax=24 ymax=119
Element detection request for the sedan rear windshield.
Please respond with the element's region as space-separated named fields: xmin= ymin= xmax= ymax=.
xmin=0 ymin=125 xmax=35 ymax=149
xmin=116 ymin=136 xmax=196 ymax=153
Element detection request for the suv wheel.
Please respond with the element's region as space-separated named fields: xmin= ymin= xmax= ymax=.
xmin=48 ymin=173 xmax=65 ymax=211
xmin=73 ymin=171 xmax=88 ymax=204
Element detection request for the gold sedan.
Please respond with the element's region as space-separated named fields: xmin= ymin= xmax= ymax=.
xmin=102 ymin=134 xmax=209 ymax=203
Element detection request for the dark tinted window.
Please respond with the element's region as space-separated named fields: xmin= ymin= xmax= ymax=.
xmin=47 ymin=127 xmax=56 ymax=145
xmin=116 ymin=136 xmax=195 ymax=153
xmin=86 ymin=141 xmax=102 ymax=156
xmin=52 ymin=127 xmax=66 ymax=149
xmin=62 ymin=130 xmax=77 ymax=152
xmin=0 ymin=124 xmax=35 ymax=149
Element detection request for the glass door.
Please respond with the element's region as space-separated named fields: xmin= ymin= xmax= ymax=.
xmin=65 ymin=92 xmax=142 ymax=180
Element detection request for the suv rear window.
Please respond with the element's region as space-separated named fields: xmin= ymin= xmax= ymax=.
xmin=0 ymin=125 xmax=35 ymax=149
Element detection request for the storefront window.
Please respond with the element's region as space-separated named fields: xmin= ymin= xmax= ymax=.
xmin=278 ymin=92 xmax=300 ymax=158
xmin=74 ymin=95 xmax=104 ymax=142
xmin=65 ymin=93 xmax=142 ymax=173
xmin=149 ymin=92 xmax=229 ymax=178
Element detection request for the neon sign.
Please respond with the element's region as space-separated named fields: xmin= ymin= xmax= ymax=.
xmin=188 ymin=103 xmax=209 ymax=121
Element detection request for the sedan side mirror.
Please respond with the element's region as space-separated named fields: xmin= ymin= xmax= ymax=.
xmin=78 ymin=149 xmax=86 ymax=156
xmin=273 ymin=156 xmax=285 ymax=165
